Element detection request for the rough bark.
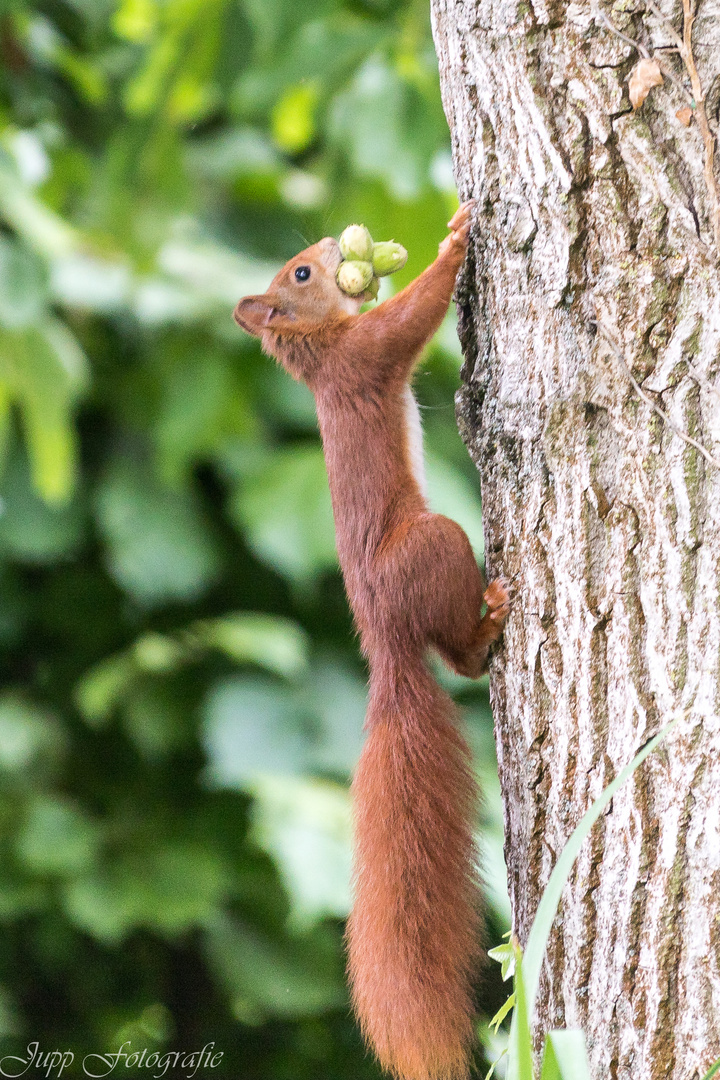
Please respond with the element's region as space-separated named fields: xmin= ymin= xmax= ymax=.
xmin=430 ymin=1 xmax=720 ymax=1078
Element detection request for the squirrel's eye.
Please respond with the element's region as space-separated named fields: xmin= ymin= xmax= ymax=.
xmin=294 ymin=266 xmax=311 ymax=282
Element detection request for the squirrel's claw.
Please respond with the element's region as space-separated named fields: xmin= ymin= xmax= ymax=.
xmin=447 ymin=200 xmax=476 ymax=232
xmin=483 ymin=577 xmax=511 ymax=626
xmin=439 ymin=200 xmax=476 ymax=256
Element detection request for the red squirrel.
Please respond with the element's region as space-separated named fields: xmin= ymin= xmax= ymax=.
xmin=234 ymin=201 xmax=509 ymax=1080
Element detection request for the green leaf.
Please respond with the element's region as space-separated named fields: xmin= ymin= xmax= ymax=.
xmin=0 ymin=984 xmax=20 ymax=1038
xmin=327 ymin=57 xmax=439 ymax=200
xmin=0 ymin=695 xmax=64 ymax=772
xmin=425 ymin=452 xmax=484 ymax=555
xmin=154 ymin=345 xmax=258 ymax=484
xmin=0 ymin=319 xmax=88 ymax=502
xmin=112 ymin=0 xmax=158 ymax=42
xmin=302 ymin=660 xmax=366 ymax=775
xmin=155 ymin=227 xmax=280 ymax=304
xmin=205 ymin=914 xmax=346 ymax=1019
xmin=112 ymin=1003 xmax=173 ymax=1050
xmin=249 ymin=775 xmax=351 ymax=927
xmin=55 ymin=47 xmax=109 ymax=105
xmin=251 ymin=359 xmax=317 ymax=429
xmin=540 ymin=1031 xmax=591 ymax=1080
xmin=132 ymin=632 xmax=185 ymax=672
xmin=0 ymin=875 xmax=46 ymax=923
xmin=22 ymin=402 xmax=76 ymax=506
xmin=121 ymin=681 xmax=191 ymax=761
xmin=95 ymin=459 xmax=221 ymax=606
xmin=17 ymin=796 xmax=100 ymax=877
xmin=488 ymin=992 xmax=516 ymax=1034
xmin=0 ymin=447 xmax=83 ymax=561
xmin=195 ymin=613 xmax=309 ymax=677
xmin=702 ymin=1060 xmax=720 ymax=1080
xmin=488 ymin=941 xmax=516 ymax=982
xmin=62 ymin=874 xmax=133 ymax=944
xmin=230 ymin=445 xmax=337 ymax=584
xmin=186 ymin=126 xmax=280 ymax=180
xmin=64 ymin=843 xmax=230 ymax=943
xmin=203 ymin=676 xmax=313 ymax=785
xmin=50 ymin=254 xmax=132 ymax=313
xmin=271 ymin=82 xmax=320 ymax=154
xmin=0 ymin=237 xmax=48 ymax=329
xmin=75 ymin=653 xmax=137 ymax=728
xmin=0 ymin=151 xmax=78 ymax=258
xmin=202 ymin=661 xmax=366 ymax=790
xmin=240 ymin=0 xmax=337 ymax=62
xmin=123 ymin=0 xmax=226 ymax=122
xmin=234 ymin=15 xmax=383 ymax=115
xmin=124 ymin=33 xmax=180 ymax=117
xmin=479 ymin=827 xmax=512 ymax=927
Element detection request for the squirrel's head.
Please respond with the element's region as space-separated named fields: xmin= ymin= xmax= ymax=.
xmin=234 ymin=237 xmax=367 ymax=338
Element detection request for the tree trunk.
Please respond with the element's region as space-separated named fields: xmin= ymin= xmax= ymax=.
xmin=431 ymin=1 xmax=720 ymax=1077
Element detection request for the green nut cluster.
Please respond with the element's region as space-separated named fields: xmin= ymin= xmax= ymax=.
xmin=336 ymin=224 xmax=408 ymax=298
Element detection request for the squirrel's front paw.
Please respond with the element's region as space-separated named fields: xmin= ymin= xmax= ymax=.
xmin=439 ymin=199 xmax=476 ymax=255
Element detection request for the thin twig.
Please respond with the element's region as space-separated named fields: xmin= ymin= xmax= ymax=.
xmin=593 ymin=322 xmax=720 ymax=470
xmin=643 ymin=0 xmax=684 ymax=49
xmin=645 ymin=0 xmax=720 ymax=249
xmin=653 ymin=54 xmax=695 ymax=103
xmin=597 ymin=10 xmax=650 ymax=57
xmin=678 ymin=0 xmax=720 ymax=250
xmin=598 ymin=10 xmax=692 ymax=105
xmin=687 ymin=363 xmax=720 ymax=406
xmin=599 ymin=2 xmax=720 ymax=252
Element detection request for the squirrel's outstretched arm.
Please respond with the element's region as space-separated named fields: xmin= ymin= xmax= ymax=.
xmin=344 ymin=203 xmax=473 ymax=384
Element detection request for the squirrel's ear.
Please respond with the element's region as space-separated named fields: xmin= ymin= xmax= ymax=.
xmin=233 ymin=295 xmax=296 ymax=336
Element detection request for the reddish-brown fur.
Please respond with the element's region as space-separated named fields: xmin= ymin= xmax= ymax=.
xmin=234 ymin=203 xmax=509 ymax=1080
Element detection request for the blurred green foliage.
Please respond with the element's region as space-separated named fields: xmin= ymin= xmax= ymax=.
xmin=0 ymin=0 xmax=509 ymax=1075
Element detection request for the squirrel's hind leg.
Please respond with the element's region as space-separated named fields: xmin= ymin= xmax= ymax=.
xmin=438 ymin=578 xmax=510 ymax=678
xmin=375 ymin=512 xmax=509 ymax=678
xmin=420 ymin=520 xmax=509 ymax=677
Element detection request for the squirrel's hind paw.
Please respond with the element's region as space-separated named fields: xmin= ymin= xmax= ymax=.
xmin=483 ymin=577 xmax=511 ymax=627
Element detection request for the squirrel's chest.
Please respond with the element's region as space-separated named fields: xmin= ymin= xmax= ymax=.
xmin=402 ymin=385 xmax=427 ymax=497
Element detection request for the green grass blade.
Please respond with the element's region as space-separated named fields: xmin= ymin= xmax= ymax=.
xmin=540 ymin=1030 xmax=591 ymax=1080
xmin=702 ymin=1059 xmax=720 ymax=1080
xmin=506 ymin=715 xmax=680 ymax=1080
xmin=508 ymin=941 xmax=534 ymax=1080
xmin=484 ymin=1048 xmax=507 ymax=1080
xmin=522 ymin=716 xmax=679 ymax=1015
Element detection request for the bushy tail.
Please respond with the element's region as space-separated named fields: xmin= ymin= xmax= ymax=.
xmin=347 ymin=648 xmax=481 ymax=1080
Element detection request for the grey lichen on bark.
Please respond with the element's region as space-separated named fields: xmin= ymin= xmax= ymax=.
xmin=431 ymin=0 xmax=720 ymax=1077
